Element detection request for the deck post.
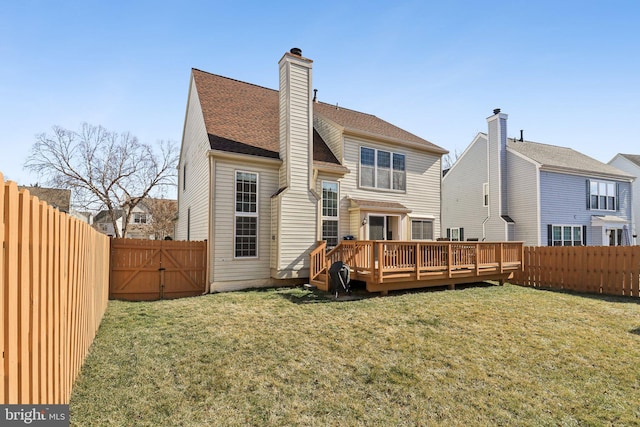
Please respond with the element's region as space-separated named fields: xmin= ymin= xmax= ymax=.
xmin=377 ymin=241 xmax=384 ymax=284
xmin=447 ymin=242 xmax=453 ymax=279
xmin=415 ymin=242 xmax=421 ymax=280
xmin=474 ymin=243 xmax=480 ymax=276
xmin=498 ymin=243 xmax=504 ymax=273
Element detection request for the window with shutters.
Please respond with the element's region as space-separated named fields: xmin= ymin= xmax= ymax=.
xmin=589 ymin=180 xmax=617 ymax=211
xmin=551 ymin=225 xmax=583 ymax=246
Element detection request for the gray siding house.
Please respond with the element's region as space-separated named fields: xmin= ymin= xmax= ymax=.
xmin=175 ymin=48 xmax=447 ymax=292
xmin=608 ymin=154 xmax=640 ymax=245
xmin=442 ymin=109 xmax=634 ymax=246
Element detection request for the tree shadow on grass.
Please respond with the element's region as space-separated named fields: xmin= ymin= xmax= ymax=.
xmin=630 ymin=327 xmax=640 ymax=336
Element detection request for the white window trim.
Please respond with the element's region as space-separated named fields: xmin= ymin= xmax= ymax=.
xmin=450 ymin=227 xmax=461 ymax=242
xmin=321 ymin=180 xmax=339 ymax=247
xmin=551 ymin=224 xmax=583 ymax=246
xmin=589 ymin=180 xmax=617 ymax=211
xmin=359 ymin=146 xmax=406 ymax=193
xmin=483 ymin=183 xmax=489 ymax=207
xmin=234 ymin=170 xmax=259 ymax=259
xmin=411 ymin=218 xmax=434 ymax=241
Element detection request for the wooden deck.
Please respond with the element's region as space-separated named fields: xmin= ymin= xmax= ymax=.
xmin=310 ymin=240 xmax=524 ymax=294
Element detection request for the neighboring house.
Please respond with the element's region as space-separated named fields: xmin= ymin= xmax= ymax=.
xmin=70 ymin=209 xmax=94 ymax=225
xmin=608 ymin=154 xmax=640 ymax=245
xmin=93 ymin=198 xmax=177 ymax=239
xmin=442 ymin=109 xmax=634 ymax=246
xmin=93 ymin=209 xmax=124 ymax=237
xmin=175 ymin=48 xmax=447 ymax=292
xmin=18 ymin=186 xmax=71 ymax=213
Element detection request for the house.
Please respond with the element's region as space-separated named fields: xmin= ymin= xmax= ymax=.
xmin=18 ymin=186 xmax=71 ymax=213
xmin=442 ymin=109 xmax=634 ymax=246
xmin=93 ymin=209 xmax=124 ymax=237
xmin=608 ymin=154 xmax=640 ymax=245
xmin=175 ymin=48 xmax=447 ymax=292
xmin=94 ymin=198 xmax=177 ymax=239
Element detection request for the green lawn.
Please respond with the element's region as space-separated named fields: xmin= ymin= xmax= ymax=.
xmin=70 ymin=284 xmax=640 ymax=426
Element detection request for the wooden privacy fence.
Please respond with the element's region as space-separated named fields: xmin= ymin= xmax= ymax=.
xmin=512 ymin=246 xmax=640 ymax=297
xmin=110 ymin=238 xmax=207 ymax=301
xmin=1 ymin=173 xmax=110 ymax=404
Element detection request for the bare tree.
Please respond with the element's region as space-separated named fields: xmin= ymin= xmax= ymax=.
xmin=25 ymin=123 xmax=178 ymax=238
xmin=442 ymin=148 xmax=461 ymax=171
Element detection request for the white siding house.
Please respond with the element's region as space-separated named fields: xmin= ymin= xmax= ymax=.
xmin=608 ymin=154 xmax=640 ymax=245
xmin=442 ymin=109 xmax=634 ymax=246
xmin=175 ymin=48 xmax=448 ymax=291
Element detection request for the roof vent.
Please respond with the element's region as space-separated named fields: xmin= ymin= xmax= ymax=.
xmin=290 ymin=47 xmax=302 ymax=56
xmin=493 ymin=108 xmax=501 ymax=115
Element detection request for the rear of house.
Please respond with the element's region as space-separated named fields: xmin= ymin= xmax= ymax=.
xmin=175 ymin=48 xmax=447 ymax=291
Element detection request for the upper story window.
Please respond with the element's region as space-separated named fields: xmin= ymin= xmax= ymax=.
xmin=133 ymin=213 xmax=148 ymax=224
xmin=360 ymin=147 xmax=406 ymax=191
xmin=235 ymin=171 xmax=258 ymax=258
xmin=588 ymin=180 xmax=617 ymax=211
xmin=321 ymin=181 xmax=339 ymax=247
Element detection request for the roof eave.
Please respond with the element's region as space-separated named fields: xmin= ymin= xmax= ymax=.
xmin=342 ymin=127 xmax=448 ymax=155
xmin=540 ymin=165 xmax=635 ymax=181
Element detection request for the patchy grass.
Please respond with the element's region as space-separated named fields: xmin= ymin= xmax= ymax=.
xmin=70 ymin=284 xmax=640 ymax=426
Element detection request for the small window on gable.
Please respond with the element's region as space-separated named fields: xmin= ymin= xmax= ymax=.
xmin=183 ymin=164 xmax=187 ymax=191
xmin=483 ymin=183 xmax=489 ymax=207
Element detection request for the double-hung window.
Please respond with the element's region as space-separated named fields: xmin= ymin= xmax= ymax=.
xmin=411 ymin=219 xmax=433 ymax=240
xmin=235 ymin=171 xmax=258 ymax=258
xmin=589 ymin=180 xmax=617 ymax=211
xmin=551 ymin=225 xmax=582 ymax=246
xmin=322 ymin=181 xmax=339 ymax=247
xmin=360 ymin=147 xmax=405 ymax=191
xmin=133 ymin=212 xmax=148 ymax=224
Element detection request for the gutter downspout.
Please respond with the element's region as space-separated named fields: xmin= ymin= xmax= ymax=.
xmin=203 ymin=154 xmax=214 ymax=294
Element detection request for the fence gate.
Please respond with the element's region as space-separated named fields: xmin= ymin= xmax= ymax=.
xmin=110 ymin=238 xmax=208 ymax=300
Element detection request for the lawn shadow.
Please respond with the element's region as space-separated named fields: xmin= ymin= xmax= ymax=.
xmin=520 ymin=286 xmax=640 ymax=305
xmin=630 ymin=327 xmax=640 ymax=336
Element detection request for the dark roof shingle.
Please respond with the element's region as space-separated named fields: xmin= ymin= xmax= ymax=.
xmin=191 ymin=68 xmax=446 ymax=162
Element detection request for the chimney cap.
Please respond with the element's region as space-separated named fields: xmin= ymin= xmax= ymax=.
xmin=290 ymin=47 xmax=302 ymax=56
xmin=493 ymin=108 xmax=501 ymax=115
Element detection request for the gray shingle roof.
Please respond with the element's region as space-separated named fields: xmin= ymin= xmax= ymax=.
xmin=618 ymin=154 xmax=640 ymax=168
xmin=507 ymin=138 xmax=634 ymax=179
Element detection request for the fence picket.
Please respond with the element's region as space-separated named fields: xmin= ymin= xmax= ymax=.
xmin=1 ymin=175 xmax=110 ymax=404
xmin=512 ymin=245 xmax=640 ymax=299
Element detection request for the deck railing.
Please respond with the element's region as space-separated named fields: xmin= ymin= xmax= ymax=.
xmin=310 ymin=240 xmax=524 ymax=288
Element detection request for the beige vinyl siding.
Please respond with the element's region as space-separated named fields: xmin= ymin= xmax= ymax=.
xmin=175 ymin=76 xmax=210 ymax=242
xmin=341 ymin=135 xmax=442 ymax=240
xmin=210 ymin=159 xmax=279 ymax=290
xmin=275 ymin=55 xmax=316 ymax=279
xmin=278 ymin=64 xmax=288 ymax=187
xmin=507 ymin=150 xmax=540 ymax=245
xmin=314 ymin=116 xmax=344 ymax=161
xmin=441 ymin=135 xmax=488 ymax=240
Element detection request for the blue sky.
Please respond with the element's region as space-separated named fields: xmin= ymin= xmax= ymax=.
xmin=1 ymin=1 xmax=638 ymax=196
